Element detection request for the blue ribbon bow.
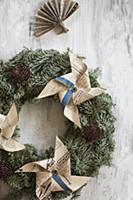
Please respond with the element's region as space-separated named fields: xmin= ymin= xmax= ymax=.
xmin=52 ymin=171 xmax=71 ymax=193
xmin=55 ymin=77 xmax=76 ymax=109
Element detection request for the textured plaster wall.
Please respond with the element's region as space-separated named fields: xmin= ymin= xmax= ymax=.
xmin=0 ymin=0 xmax=133 ymax=199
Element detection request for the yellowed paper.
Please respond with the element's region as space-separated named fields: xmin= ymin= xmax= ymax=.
xmin=0 ymin=103 xmax=25 ymax=152
xmin=34 ymin=0 xmax=79 ymax=37
xmin=38 ymin=52 xmax=105 ymax=128
xmin=16 ymin=137 xmax=90 ymax=200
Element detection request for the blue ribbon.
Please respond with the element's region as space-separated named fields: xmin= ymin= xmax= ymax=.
xmin=55 ymin=77 xmax=76 ymax=109
xmin=52 ymin=172 xmax=71 ymax=192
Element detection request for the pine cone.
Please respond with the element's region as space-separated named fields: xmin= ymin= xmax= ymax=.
xmin=0 ymin=162 xmax=13 ymax=179
xmin=10 ymin=64 xmax=30 ymax=84
xmin=83 ymin=124 xmax=102 ymax=143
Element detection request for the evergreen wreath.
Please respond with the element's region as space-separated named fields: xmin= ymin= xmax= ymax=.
xmin=0 ymin=49 xmax=115 ymax=200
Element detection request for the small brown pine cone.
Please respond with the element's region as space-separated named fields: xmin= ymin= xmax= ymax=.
xmin=0 ymin=161 xmax=13 ymax=179
xmin=10 ymin=64 xmax=30 ymax=84
xmin=83 ymin=124 xmax=102 ymax=143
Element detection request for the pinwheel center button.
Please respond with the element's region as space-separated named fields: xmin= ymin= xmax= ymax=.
xmin=52 ymin=170 xmax=58 ymax=175
xmin=70 ymin=85 xmax=77 ymax=92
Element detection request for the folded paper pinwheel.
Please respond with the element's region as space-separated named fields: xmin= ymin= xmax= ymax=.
xmin=16 ymin=137 xmax=90 ymax=200
xmin=0 ymin=103 xmax=25 ymax=152
xmin=38 ymin=52 xmax=105 ymax=128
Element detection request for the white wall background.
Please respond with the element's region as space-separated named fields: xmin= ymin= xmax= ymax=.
xmin=0 ymin=0 xmax=133 ymax=199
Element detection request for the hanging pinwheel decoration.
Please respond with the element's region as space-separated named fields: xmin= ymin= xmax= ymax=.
xmin=0 ymin=103 xmax=25 ymax=152
xmin=38 ymin=52 xmax=105 ymax=127
xmin=16 ymin=137 xmax=90 ymax=200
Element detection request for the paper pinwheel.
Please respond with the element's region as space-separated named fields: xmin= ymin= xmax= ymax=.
xmin=0 ymin=103 xmax=25 ymax=152
xmin=16 ymin=137 xmax=90 ymax=200
xmin=37 ymin=52 xmax=105 ymax=127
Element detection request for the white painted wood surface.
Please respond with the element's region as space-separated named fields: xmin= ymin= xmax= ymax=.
xmin=0 ymin=0 xmax=133 ymax=199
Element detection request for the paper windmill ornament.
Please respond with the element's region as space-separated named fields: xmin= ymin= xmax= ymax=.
xmin=34 ymin=0 xmax=79 ymax=37
xmin=16 ymin=137 xmax=90 ymax=200
xmin=0 ymin=103 xmax=25 ymax=152
xmin=38 ymin=52 xmax=105 ymax=128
